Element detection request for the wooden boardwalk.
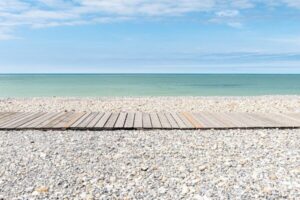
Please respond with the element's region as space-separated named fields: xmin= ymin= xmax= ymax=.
xmin=0 ymin=112 xmax=299 ymax=130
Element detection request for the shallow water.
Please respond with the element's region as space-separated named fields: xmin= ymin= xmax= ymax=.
xmin=0 ymin=74 xmax=300 ymax=97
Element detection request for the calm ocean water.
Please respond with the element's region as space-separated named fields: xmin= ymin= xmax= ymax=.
xmin=0 ymin=74 xmax=300 ymax=97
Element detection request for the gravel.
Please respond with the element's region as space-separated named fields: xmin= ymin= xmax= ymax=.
xmin=1 ymin=96 xmax=300 ymax=113
xmin=0 ymin=129 xmax=299 ymax=199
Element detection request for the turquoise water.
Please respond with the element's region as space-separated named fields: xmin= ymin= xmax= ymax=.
xmin=0 ymin=74 xmax=300 ymax=97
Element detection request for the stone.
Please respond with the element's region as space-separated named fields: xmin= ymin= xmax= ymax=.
xmin=199 ymin=165 xmax=208 ymax=171
xmin=158 ymin=187 xmax=167 ymax=194
xmin=181 ymin=185 xmax=189 ymax=195
xmin=35 ymin=186 xmax=49 ymax=193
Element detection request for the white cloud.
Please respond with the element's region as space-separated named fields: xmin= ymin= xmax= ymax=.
xmin=0 ymin=27 xmax=18 ymax=40
xmin=283 ymin=0 xmax=300 ymax=8
xmin=1 ymin=0 xmax=300 ymax=40
xmin=76 ymin=0 xmax=216 ymax=16
xmin=267 ymin=36 xmax=300 ymax=45
xmin=231 ymin=0 xmax=254 ymax=9
xmin=0 ymin=0 xmax=29 ymax=11
xmin=216 ymin=10 xmax=240 ymax=17
xmin=227 ymin=22 xmax=243 ymax=28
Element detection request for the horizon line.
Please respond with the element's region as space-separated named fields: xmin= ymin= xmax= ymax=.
xmin=1 ymin=73 xmax=300 ymax=75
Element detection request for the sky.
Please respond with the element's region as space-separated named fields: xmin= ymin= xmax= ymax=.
xmin=1 ymin=0 xmax=300 ymax=73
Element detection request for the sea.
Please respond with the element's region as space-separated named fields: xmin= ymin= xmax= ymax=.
xmin=0 ymin=74 xmax=300 ymax=97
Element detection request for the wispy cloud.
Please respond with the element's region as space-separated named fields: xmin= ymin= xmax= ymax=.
xmin=216 ymin=10 xmax=240 ymax=17
xmin=1 ymin=0 xmax=300 ymax=40
xmin=283 ymin=0 xmax=300 ymax=8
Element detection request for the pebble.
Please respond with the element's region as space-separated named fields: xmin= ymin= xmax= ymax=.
xmin=181 ymin=185 xmax=189 ymax=194
xmin=35 ymin=186 xmax=49 ymax=193
xmin=0 ymin=128 xmax=299 ymax=199
xmin=1 ymin=96 xmax=299 ymax=113
xmin=158 ymin=187 xmax=166 ymax=194
xmin=199 ymin=165 xmax=208 ymax=171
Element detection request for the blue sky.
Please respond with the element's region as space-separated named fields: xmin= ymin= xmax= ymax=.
xmin=1 ymin=0 xmax=300 ymax=73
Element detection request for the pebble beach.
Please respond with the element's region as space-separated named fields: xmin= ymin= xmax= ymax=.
xmin=0 ymin=96 xmax=300 ymax=199
xmin=1 ymin=96 xmax=300 ymax=113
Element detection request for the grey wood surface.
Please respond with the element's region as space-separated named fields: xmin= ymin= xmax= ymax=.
xmin=0 ymin=113 xmax=34 ymax=128
xmin=142 ymin=113 xmax=152 ymax=129
xmin=114 ymin=113 xmax=127 ymax=128
xmin=95 ymin=112 xmax=111 ymax=128
xmin=124 ymin=113 xmax=135 ymax=128
xmin=0 ymin=112 xmax=299 ymax=130
xmin=7 ymin=112 xmax=45 ymax=129
xmin=104 ymin=113 xmax=119 ymax=128
xmin=165 ymin=113 xmax=179 ymax=129
xmin=171 ymin=112 xmax=186 ymax=128
xmin=36 ymin=112 xmax=66 ymax=128
xmin=76 ymin=112 xmax=98 ymax=128
xmin=150 ymin=113 xmax=161 ymax=128
xmin=87 ymin=113 xmax=104 ymax=127
xmin=176 ymin=113 xmax=194 ymax=128
xmin=134 ymin=112 xmax=143 ymax=128
xmin=157 ymin=113 xmax=171 ymax=129
xmin=19 ymin=112 xmax=53 ymax=128
xmin=70 ymin=112 xmax=90 ymax=128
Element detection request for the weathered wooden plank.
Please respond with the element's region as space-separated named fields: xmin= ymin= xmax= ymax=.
xmin=176 ymin=113 xmax=194 ymax=128
xmin=104 ymin=113 xmax=119 ymax=128
xmin=142 ymin=113 xmax=152 ymax=129
xmin=0 ymin=112 xmax=25 ymax=126
xmin=50 ymin=112 xmax=76 ymax=128
xmin=204 ymin=113 xmax=238 ymax=128
xmin=0 ymin=112 xmax=8 ymax=119
xmin=193 ymin=113 xmax=219 ymax=128
xmin=245 ymin=113 xmax=281 ymax=127
xmin=157 ymin=113 xmax=171 ymax=129
xmin=0 ymin=113 xmax=18 ymax=125
xmin=286 ymin=113 xmax=300 ymax=119
xmin=19 ymin=112 xmax=55 ymax=128
xmin=181 ymin=112 xmax=202 ymax=128
xmin=0 ymin=112 xmax=6 ymax=116
xmin=272 ymin=113 xmax=300 ymax=126
xmin=70 ymin=112 xmax=90 ymax=128
xmin=63 ymin=112 xmax=87 ymax=128
xmin=76 ymin=112 xmax=98 ymax=128
xmin=198 ymin=112 xmax=235 ymax=128
xmin=52 ymin=112 xmax=76 ymax=128
xmin=0 ymin=113 xmax=33 ymax=128
xmin=248 ymin=113 xmax=286 ymax=127
xmin=115 ymin=113 xmax=127 ymax=128
xmin=282 ymin=113 xmax=300 ymax=124
xmin=170 ymin=112 xmax=187 ymax=128
xmin=6 ymin=112 xmax=45 ymax=129
xmin=0 ymin=112 xmax=16 ymax=121
xmin=87 ymin=112 xmax=104 ymax=127
xmin=209 ymin=112 xmax=241 ymax=128
xmin=150 ymin=113 xmax=161 ymax=128
xmin=134 ymin=112 xmax=143 ymax=128
xmin=53 ymin=112 xmax=86 ymax=128
xmin=41 ymin=112 xmax=72 ymax=128
xmin=0 ymin=111 xmax=299 ymax=130
xmin=258 ymin=113 xmax=299 ymax=127
xmin=35 ymin=112 xmax=66 ymax=128
xmin=95 ymin=112 xmax=111 ymax=128
xmin=217 ymin=113 xmax=249 ymax=127
xmin=124 ymin=113 xmax=135 ymax=128
xmin=0 ymin=112 xmax=35 ymax=128
xmin=13 ymin=112 xmax=48 ymax=129
xmin=165 ymin=113 xmax=179 ymax=128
